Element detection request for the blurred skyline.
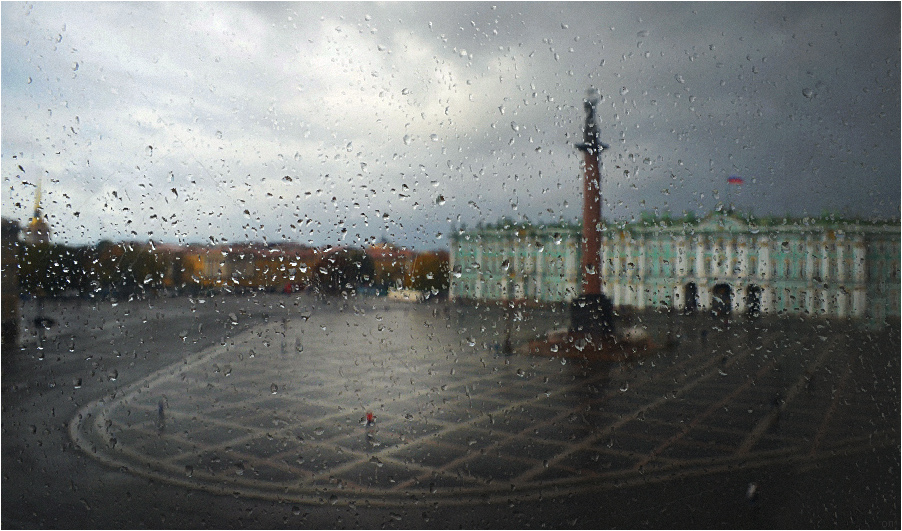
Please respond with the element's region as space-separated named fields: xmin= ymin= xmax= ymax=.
xmin=2 ymin=2 xmax=899 ymax=249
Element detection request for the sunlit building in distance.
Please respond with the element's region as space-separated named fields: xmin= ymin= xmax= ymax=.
xmin=449 ymin=212 xmax=900 ymax=323
xmin=23 ymin=181 xmax=51 ymax=245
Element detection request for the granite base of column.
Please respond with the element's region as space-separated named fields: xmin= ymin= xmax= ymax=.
xmin=569 ymin=293 xmax=616 ymax=337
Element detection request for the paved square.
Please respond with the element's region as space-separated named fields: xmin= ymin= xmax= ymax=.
xmin=70 ymin=295 xmax=899 ymax=506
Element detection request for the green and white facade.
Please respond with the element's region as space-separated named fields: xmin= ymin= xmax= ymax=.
xmin=449 ymin=221 xmax=582 ymax=303
xmin=449 ymin=213 xmax=900 ymax=321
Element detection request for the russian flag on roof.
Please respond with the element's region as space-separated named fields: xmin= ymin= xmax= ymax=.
xmin=727 ymin=175 xmax=744 ymax=185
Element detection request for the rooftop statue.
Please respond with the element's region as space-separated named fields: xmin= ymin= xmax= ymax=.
xmin=577 ymin=88 xmax=609 ymax=155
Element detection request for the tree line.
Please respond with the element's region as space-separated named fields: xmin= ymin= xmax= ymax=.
xmin=14 ymin=241 xmax=449 ymax=300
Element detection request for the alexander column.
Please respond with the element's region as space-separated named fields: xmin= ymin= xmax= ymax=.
xmin=571 ymin=88 xmax=615 ymax=337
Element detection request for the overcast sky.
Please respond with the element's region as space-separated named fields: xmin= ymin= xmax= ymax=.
xmin=2 ymin=2 xmax=899 ymax=249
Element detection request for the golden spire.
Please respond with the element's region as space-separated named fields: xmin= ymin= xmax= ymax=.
xmin=25 ymin=177 xmax=50 ymax=244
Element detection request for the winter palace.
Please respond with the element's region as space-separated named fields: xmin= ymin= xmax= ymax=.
xmin=449 ymin=212 xmax=900 ymax=322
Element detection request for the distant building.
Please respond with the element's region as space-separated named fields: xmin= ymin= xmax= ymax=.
xmin=2 ymin=218 xmax=20 ymax=348
xmin=24 ymin=180 xmax=51 ymax=244
xmin=23 ymin=214 xmax=51 ymax=244
xmin=449 ymin=212 xmax=901 ymax=322
xmin=449 ymin=220 xmax=582 ymax=303
xmin=157 ymin=242 xmax=318 ymax=292
xmin=366 ymin=241 xmax=417 ymax=289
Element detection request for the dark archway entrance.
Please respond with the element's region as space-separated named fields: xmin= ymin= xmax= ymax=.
xmin=712 ymin=283 xmax=732 ymax=317
xmin=746 ymin=285 xmax=762 ymax=319
xmin=684 ymin=282 xmax=698 ymax=314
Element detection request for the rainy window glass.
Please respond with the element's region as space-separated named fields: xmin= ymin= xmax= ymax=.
xmin=2 ymin=3 xmax=899 ymax=528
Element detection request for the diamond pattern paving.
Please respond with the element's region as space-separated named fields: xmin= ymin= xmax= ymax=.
xmin=70 ymin=298 xmax=898 ymax=505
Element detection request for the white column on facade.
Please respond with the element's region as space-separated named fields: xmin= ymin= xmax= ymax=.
xmin=566 ymin=239 xmax=577 ymax=301
xmin=449 ymin=240 xmax=458 ymax=300
xmin=851 ymin=237 xmax=865 ymax=317
xmin=853 ymin=239 xmax=866 ymax=282
xmin=836 ymin=240 xmax=845 ymax=281
xmin=760 ymin=284 xmax=772 ymax=315
xmin=805 ymin=237 xmax=814 ymax=282
xmin=620 ymin=238 xmax=628 ymax=306
xmin=535 ymin=238 xmax=543 ymax=302
xmin=637 ymin=235 xmax=646 ymax=309
xmin=677 ymin=236 xmax=686 ymax=278
xmin=823 ymin=287 xmax=832 ymax=316
xmin=695 ymin=237 xmax=704 ymax=280
xmin=852 ymin=288 xmax=866 ymax=317
xmin=735 ymin=237 xmax=746 ymax=314
xmin=721 ymin=237 xmax=736 ymax=278
xmin=475 ymin=244 xmax=483 ymax=299
xmin=620 ymin=238 xmax=628 ymax=305
xmin=601 ymin=237 xmax=609 ymax=282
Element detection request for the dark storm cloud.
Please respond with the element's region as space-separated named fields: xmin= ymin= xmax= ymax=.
xmin=2 ymin=2 xmax=898 ymax=248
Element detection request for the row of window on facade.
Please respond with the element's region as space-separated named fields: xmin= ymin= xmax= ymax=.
xmin=449 ymin=214 xmax=900 ymax=320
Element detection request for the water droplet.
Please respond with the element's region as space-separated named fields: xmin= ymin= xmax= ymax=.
xmin=802 ymin=88 xmax=815 ymax=99
xmin=270 ymin=383 xmax=279 ymax=394
xmin=619 ymin=382 xmax=629 ymax=392
xmin=313 ymin=427 xmax=325 ymax=436
xmin=675 ymin=74 xmax=685 ymax=84
xmin=184 ymin=465 xmax=193 ymax=477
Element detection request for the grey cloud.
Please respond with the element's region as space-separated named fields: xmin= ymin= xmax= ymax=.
xmin=2 ymin=2 xmax=898 ymax=248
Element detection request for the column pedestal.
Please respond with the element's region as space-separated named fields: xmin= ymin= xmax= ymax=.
xmin=570 ymin=293 xmax=615 ymax=337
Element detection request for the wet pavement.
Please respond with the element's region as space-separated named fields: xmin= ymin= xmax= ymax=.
xmin=54 ymin=293 xmax=898 ymax=517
